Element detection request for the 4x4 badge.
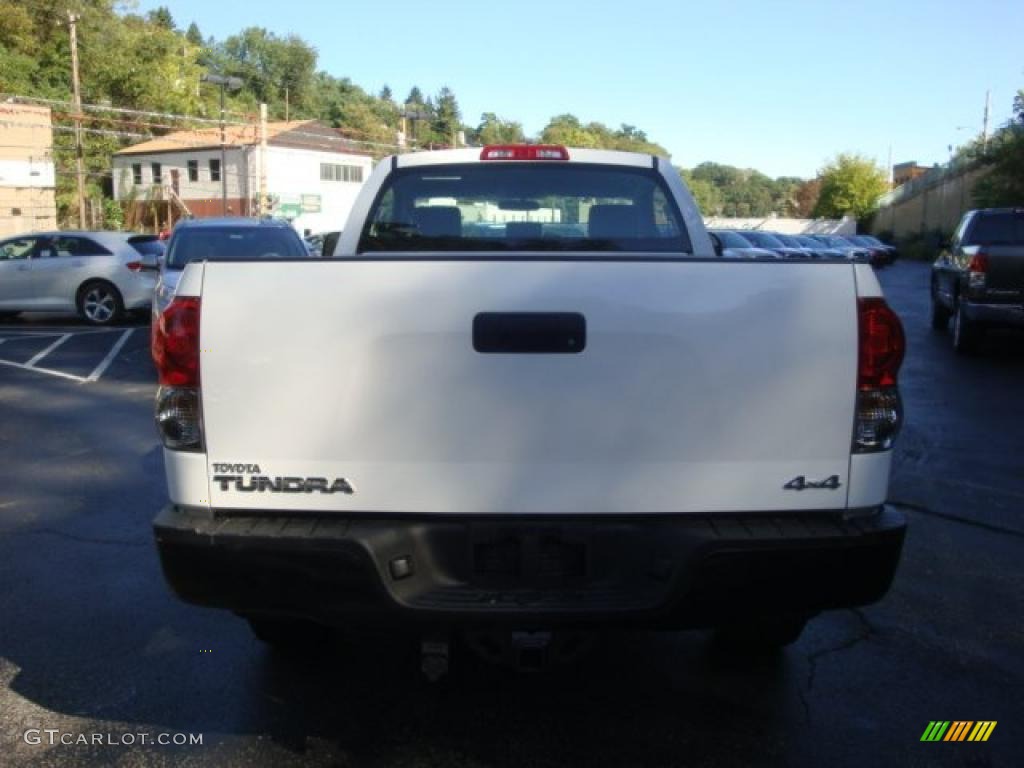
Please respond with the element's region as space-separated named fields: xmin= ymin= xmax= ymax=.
xmin=784 ymin=475 xmax=841 ymax=491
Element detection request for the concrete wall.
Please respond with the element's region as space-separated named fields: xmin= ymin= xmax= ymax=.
xmin=702 ymin=216 xmax=856 ymax=234
xmin=0 ymin=103 xmax=57 ymax=236
xmin=870 ymin=166 xmax=990 ymax=239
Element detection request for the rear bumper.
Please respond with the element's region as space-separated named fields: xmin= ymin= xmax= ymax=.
xmin=964 ymin=301 xmax=1024 ymax=328
xmin=121 ymin=276 xmax=157 ymax=310
xmin=153 ymin=505 xmax=906 ymax=628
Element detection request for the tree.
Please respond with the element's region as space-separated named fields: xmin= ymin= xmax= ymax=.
xmin=972 ymin=89 xmax=1024 ymax=208
xmin=185 ymin=22 xmax=203 ymax=46
xmin=476 ymin=112 xmax=525 ymax=145
xmin=688 ymin=162 xmax=787 ymax=217
xmin=147 ymin=6 xmax=176 ymax=31
xmin=793 ymin=178 xmax=822 ymax=217
xmin=678 ymin=169 xmax=723 ymax=215
xmin=812 ymin=153 xmax=889 ymax=219
xmin=215 ymin=28 xmax=317 ymax=119
xmin=379 ymin=84 xmax=393 ymax=102
xmin=541 ymin=114 xmax=598 ymax=148
xmin=432 ymin=86 xmax=460 ymax=145
xmin=405 ymin=86 xmax=424 ymax=106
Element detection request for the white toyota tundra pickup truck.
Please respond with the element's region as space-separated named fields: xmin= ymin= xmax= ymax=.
xmin=152 ymin=144 xmax=906 ymax=655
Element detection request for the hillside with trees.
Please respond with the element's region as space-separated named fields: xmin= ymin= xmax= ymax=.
xmin=1 ymin=0 xmax=822 ymax=224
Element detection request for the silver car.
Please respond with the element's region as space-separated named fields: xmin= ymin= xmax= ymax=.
xmin=0 ymin=231 xmax=162 ymax=324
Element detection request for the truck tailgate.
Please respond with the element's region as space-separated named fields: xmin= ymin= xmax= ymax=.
xmin=199 ymin=260 xmax=858 ymax=514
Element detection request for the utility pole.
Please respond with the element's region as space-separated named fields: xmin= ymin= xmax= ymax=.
xmin=201 ymin=74 xmax=243 ymax=215
xmin=982 ymin=89 xmax=991 ymax=151
xmin=219 ymin=84 xmax=227 ymax=214
xmin=284 ymin=87 xmax=289 ymax=122
xmin=258 ymin=103 xmax=268 ymax=216
xmin=67 ymin=11 xmax=86 ymax=228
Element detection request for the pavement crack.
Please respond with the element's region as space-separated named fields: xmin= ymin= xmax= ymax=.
xmin=800 ymin=608 xmax=875 ymax=725
xmin=6 ymin=527 xmax=149 ymax=547
xmin=889 ymin=500 xmax=1024 ymax=538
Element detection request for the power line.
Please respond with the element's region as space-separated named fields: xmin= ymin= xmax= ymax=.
xmin=5 ymin=93 xmax=412 ymax=146
xmin=3 ymin=94 xmax=251 ymax=127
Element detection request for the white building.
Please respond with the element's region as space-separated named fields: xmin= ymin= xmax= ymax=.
xmin=112 ymin=120 xmax=373 ymax=233
xmin=0 ymin=102 xmax=57 ymax=237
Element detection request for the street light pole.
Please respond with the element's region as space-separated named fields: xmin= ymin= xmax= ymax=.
xmin=201 ymin=74 xmax=243 ymax=215
xmin=219 ymin=84 xmax=227 ymax=214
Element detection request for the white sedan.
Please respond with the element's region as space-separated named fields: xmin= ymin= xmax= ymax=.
xmin=0 ymin=231 xmax=162 ymax=325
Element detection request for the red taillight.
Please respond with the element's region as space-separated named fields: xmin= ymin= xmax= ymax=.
xmin=480 ymin=144 xmax=569 ymax=161
xmin=857 ymin=298 xmax=905 ymax=390
xmin=126 ymin=261 xmax=142 ymax=272
xmin=968 ymin=251 xmax=989 ymax=273
xmin=153 ymin=297 xmax=200 ymax=387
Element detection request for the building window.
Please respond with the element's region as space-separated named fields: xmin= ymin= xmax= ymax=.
xmin=320 ymin=163 xmax=364 ymax=183
xmin=209 ymin=158 xmax=221 ymax=182
xmin=151 ymin=163 xmax=162 ymax=185
xmin=187 ymin=160 xmax=198 ymax=182
xmin=131 ymin=163 xmax=142 ymax=185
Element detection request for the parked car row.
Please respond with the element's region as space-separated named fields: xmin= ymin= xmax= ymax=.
xmin=708 ymin=229 xmax=897 ymax=266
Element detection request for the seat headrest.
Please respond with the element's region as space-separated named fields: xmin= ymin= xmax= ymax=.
xmin=412 ymin=206 xmax=462 ymax=237
xmin=588 ymin=204 xmax=640 ymax=239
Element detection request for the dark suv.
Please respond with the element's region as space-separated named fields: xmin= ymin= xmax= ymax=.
xmin=931 ymin=208 xmax=1024 ymax=353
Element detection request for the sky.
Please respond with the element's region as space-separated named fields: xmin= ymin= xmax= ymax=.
xmin=139 ymin=0 xmax=1023 ymax=179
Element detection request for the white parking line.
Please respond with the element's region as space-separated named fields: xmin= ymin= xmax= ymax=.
xmin=25 ymin=334 xmax=71 ymax=367
xmin=0 ymin=358 xmax=87 ymax=382
xmin=85 ymin=329 xmax=134 ymax=382
xmin=0 ymin=326 xmax=139 ymax=384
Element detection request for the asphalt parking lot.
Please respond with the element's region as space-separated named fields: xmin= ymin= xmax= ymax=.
xmin=0 ymin=261 xmax=1021 ymax=767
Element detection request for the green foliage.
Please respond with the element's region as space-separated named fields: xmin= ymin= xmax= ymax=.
xmin=475 ymin=113 xmax=526 ymax=145
xmin=212 ymin=28 xmax=317 ymax=119
xmin=6 ymin=1 xmax=829 ymax=226
xmin=102 ymin=197 xmax=124 ymax=230
xmin=813 ymin=153 xmax=889 ymax=219
xmin=971 ymin=89 xmax=1024 ymax=208
xmin=147 ymin=6 xmax=176 ymax=31
xmin=405 ymin=86 xmax=424 ymax=106
xmin=678 ymin=162 xmax=801 ymax=217
xmin=185 ymin=22 xmax=203 ymax=47
xmin=431 ymin=86 xmax=461 ymax=146
xmin=677 ymin=169 xmax=723 ymax=215
xmin=539 ymin=115 xmax=669 ymax=155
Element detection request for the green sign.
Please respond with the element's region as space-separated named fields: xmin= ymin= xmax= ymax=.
xmin=301 ymin=194 xmax=322 ymax=213
xmin=277 ymin=203 xmax=302 ymax=218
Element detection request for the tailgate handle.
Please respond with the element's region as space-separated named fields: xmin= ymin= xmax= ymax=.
xmin=473 ymin=312 xmax=586 ymax=354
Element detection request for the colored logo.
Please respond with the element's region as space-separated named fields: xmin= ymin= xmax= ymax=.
xmin=920 ymin=721 xmax=997 ymax=742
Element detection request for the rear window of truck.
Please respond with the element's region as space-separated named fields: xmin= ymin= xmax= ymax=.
xmin=967 ymin=211 xmax=1024 ymax=246
xmin=357 ymin=163 xmax=692 ymax=256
